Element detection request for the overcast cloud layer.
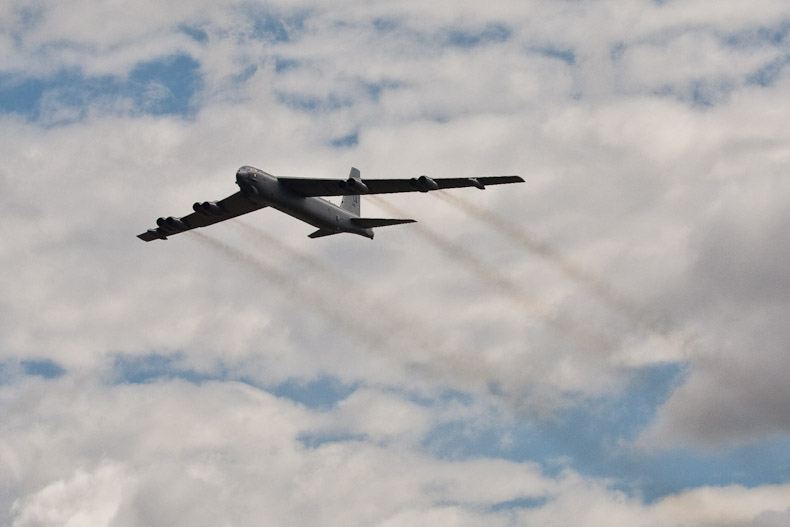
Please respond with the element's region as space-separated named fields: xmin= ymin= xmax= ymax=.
xmin=2 ymin=1 xmax=790 ymax=525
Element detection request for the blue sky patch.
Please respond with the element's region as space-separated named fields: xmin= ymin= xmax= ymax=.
xmin=234 ymin=64 xmax=259 ymax=83
xmin=112 ymin=352 xmax=220 ymax=384
xmin=275 ymin=58 xmax=299 ymax=73
xmin=747 ymin=55 xmax=790 ymax=86
xmin=13 ymin=5 xmax=45 ymax=35
xmin=725 ymin=22 xmax=790 ymax=48
xmin=127 ymin=54 xmax=203 ymax=115
xmin=372 ymin=18 xmax=400 ymax=34
xmin=0 ymin=358 xmax=66 ymax=383
xmin=363 ymin=79 xmax=402 ymax=101
xmin=179 ymin=24 xmax=209 ymax=44
xmin=298 ymin=432 xmax=367 ymax=449
xmin=112 ymin=353 xmax=358 ymax=410
xmin=652 ymin=78 xmax=734 ymax=107
xmin=330 ymin=132 xmax=359 ymax=148
xmin=272 ymin=375 xmax=358 ymax=410
xmin=0 ymin=53 xmax=202 ymax=123
xmin=533 ymin=46 xmax=576 ymax=66
xmin=445 ymin=23 xmax=511 ymax=48
xmin=252 ymin=14 xmax=291 ymax=42
xmin=276 ymin=91 xmax=353 ymax=112
xmin=241 ymin=7 xmax=309 ymax=43
xmin=488 ymin=496 xmax=549 ymax=512
xmin=21 ymin=359 xmax=66 ymax=379
xmin=418 ymin=361 xmax=790 ymax=501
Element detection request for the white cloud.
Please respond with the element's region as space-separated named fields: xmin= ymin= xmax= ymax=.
xmin=618 ymin=31 xmax=781 ymax=93
xmin=3 ymin=0 xmax=790 ymax=523
xmin=0 ymin=376 xmax=555 ymax=526
xmin=10 ymin=463 xmax=127 ymax=527
xmin=3 ymin=376 xmax=789 ymax=526
xmin=4 ymin=0 xmax=790 ymax=423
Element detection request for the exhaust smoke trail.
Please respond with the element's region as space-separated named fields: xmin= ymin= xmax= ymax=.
xmin=227 ymin=219 xmax=509 ymax=379
xmin=229 ymin=220 xmax=352 ymax=290
xmin=188 ymin=231 xmax=389 ymax=351
xmin=367 ymin=196 xmax=548 ymax=318
xmin=432 ymin=191 xmax=669 ymax=336
xmin=188 ymin=230 xmax=505 ymax=389
xmin=367 ymin=195 xmax=611 ymax=350
xmin=229 ymin=219 xmax=432 ymax=347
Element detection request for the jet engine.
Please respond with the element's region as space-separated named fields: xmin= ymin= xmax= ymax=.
xmin=157 ymin=216 xmax=187 ymax=232
xmin=339 ymin=178 xmax=369 ymax=194
xmin=410 ymin=175 xmax=439 ymax=192
xmin=193 ymin=201 xmax=224 ymax=216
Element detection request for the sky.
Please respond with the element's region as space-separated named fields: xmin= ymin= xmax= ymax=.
xmin=2 ymin=0 xmax=790 ymax=525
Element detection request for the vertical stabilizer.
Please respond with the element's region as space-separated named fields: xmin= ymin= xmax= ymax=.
xmin=340 ymin=167 xmax=361 ymax=216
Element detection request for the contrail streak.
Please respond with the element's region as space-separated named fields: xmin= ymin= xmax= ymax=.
xmin=227 ymin=220 xmax=502 ymax=370
xmin=228 ymin=220 xmax=352 ymax=290
xmin=432 ymin=191 xmax=670 ymax=336
xmin=367 ymin=195 xmax=611 ymax=350
xmin=188 ymin=230 xmax=503 ymax=387
xmin=187 ymin=231 xmax=389 ymax=350
xmin=367 ymin=195 xmax=548 ymax=318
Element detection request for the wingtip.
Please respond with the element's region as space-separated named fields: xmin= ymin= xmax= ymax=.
xmin=137 ymin=229 xmax=168 ymax=242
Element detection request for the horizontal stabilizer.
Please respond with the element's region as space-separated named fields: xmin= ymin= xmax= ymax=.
xmin=308 ymin=228 xmax=341 ymax=239
xmin=350 ymin=218 xmax=416 ymax=228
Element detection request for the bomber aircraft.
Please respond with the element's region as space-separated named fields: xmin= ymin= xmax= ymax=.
xmin=138 ymin=166 xmax=524 ymax=241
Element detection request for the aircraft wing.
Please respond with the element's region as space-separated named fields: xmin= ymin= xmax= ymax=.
xmin=137 ymin=191 xmax=266 ymax=241
xmin=278 ymin=175 xmax=525 ymax=197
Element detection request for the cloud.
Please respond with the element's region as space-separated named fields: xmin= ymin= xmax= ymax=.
xmin=3 ymin=375 xmax=789 ymax=526
xmin=638 ymin=179 xmax=790 ymax=448
xmin=10 ymin=463 xmax=126 ymax=527
xmin=0 ymin=375 xmax=555 ymax=526
xmin=3 ymin=0 xmax=790 ymax=523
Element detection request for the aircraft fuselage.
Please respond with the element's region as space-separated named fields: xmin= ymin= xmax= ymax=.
xmin=235 ymin=166 xmax=374 ymax=239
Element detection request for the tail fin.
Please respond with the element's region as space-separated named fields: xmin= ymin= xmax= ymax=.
xmin=340 ymin=167 xmax=361 ymax=216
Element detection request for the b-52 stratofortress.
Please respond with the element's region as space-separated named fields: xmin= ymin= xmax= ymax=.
xmin=138 ymin=166 xmax=524 ymax=241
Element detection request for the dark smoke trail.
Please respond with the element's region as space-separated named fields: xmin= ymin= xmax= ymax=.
xmin=367 ymin=195 xmax=612 ymax=350
xmin=367 ymin=195 xmax=547 ymax=317
xmin=188 ymin=230 xmax=500 ymax=386
xmin=432 ymin=191 xmax=668 ymax=336
xmin=229 ymin=220 xmax=353 ymax=290
xmin=227 ymin=220 xmax=498 ymax=371
xmin=187 ymin=231 xmax=389 ymax=350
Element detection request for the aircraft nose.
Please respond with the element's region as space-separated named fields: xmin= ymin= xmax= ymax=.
xmin=236 ymin=169 xmax=253 ymax=186
xmin=236 ymin=168 xmax=259 ymax=195
xmin=236 ymin=167 xmax=250 ymax=182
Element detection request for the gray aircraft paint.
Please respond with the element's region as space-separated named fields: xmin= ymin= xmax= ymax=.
xmin=137 ymin=166 xmax=523 ymax=242
xmin=236 ymin=166 xmax=377 ymax=239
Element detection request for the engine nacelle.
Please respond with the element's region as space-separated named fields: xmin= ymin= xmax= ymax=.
xmin=158 ymin=216 xmax=187 ymax=232
xmin=468 ymin=177 xmax=485 ymax=190
xmin=166 ymin=216 xmax=187 ymax=230
xmin=410 ymin=175 xmax=439 ymax=192
xmin=339 ymin=178 xmax=369 ymax=194
xmin=194 ymin=201 xmax=224 ymax=216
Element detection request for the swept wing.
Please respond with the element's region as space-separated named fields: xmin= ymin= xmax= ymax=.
xmin=137 ymin=191 xmax=265 ymax=241
xmin=277 ymin=175 xmax=524 ymax=197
